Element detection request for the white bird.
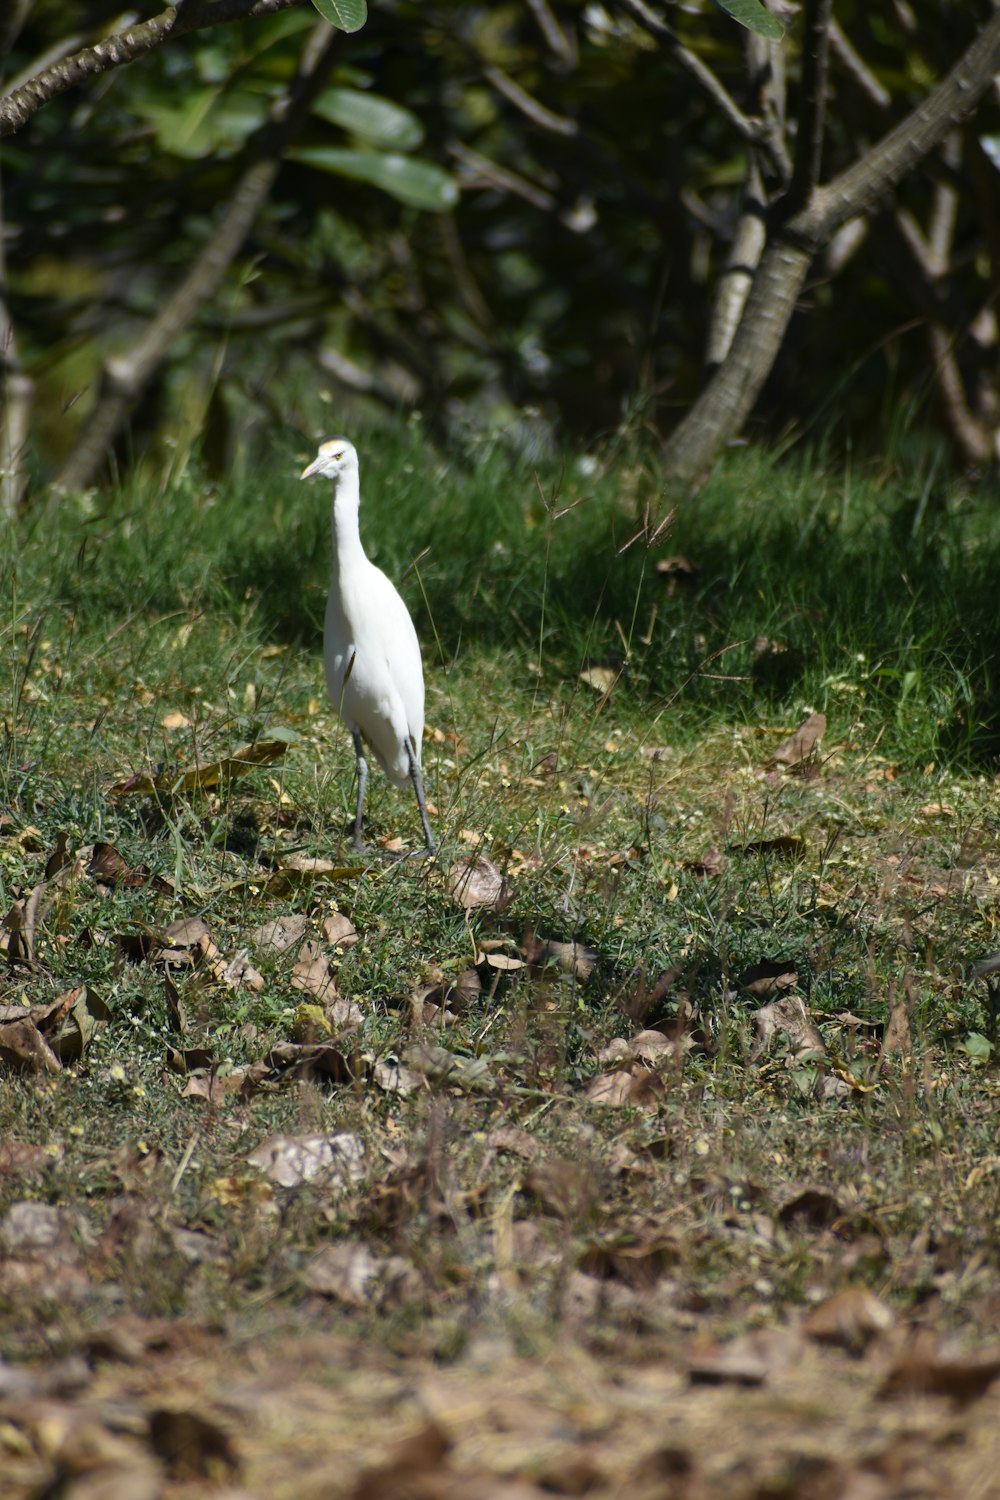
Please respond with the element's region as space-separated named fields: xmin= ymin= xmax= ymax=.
xmin=300 ymin=437 xmax=435 ymax=854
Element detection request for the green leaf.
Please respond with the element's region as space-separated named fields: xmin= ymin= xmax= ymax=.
xmin=138 ymin=87 xmax=271 ymax=159
xmin=313 ymin=87 xmax=424 ymax=150
xmin=287 ymin=146 xmax=458 ymax=210
xmin=712 ymin=0 xmax=784 ymax=41
xmin=960 ymin=1031 xmax=992 ymax=1064
xmin=309 ymin=0 xmax=368 ymax=31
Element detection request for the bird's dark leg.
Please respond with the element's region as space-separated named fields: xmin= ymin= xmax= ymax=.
xmin=352 ymin=729 xmax=368 ymax=851
xmin=407 ymin=742 xmax=436 ymax=854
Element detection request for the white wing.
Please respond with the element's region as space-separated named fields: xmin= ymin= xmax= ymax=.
xmin=324 ymin=559 xmax=424 ymax=787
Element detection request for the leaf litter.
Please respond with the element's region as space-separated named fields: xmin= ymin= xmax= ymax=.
xmin=6 ymin=661 xmax=1000 ymax=1496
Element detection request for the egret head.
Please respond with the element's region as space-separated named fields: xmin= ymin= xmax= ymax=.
xmin=300 ymin=436 xmax=359 ymax=482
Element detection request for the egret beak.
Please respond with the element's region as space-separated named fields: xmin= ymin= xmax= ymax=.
xmin=300 ymin=457 xmax=323 ymax=480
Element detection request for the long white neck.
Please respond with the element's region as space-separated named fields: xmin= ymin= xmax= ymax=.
xmin=330 ymin=464 xmax=367 ymax=579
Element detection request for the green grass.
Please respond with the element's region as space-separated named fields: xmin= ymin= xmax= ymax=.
xmin=2 ymin=429 xmax=1000 ymax=1394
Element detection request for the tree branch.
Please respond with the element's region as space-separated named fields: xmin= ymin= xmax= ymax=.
xmin=813 ymin=10 xmax=1000 ymax=241
xmin=828 ymin=18 xmax=890 ymax=110
xmin=616 ymin=0 xmax=790 ymax=185
xmin=482 ymin=64 xmax=578 ymax=136
xmin=661 ymin=10 xmax=1000 ymax=494
xmin=785 ymin=0 xmax=831 ymax=214
xmin=524 ymin=0 xmax=576 ymax=69
xmin=0 ymin=0 xmax=309 ymax=138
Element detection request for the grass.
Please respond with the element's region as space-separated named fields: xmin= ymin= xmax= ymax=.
xmin=2 ymin=430 xmax=1000 ymax=1494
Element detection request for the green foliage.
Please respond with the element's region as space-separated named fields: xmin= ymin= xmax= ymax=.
xmin=311 ymin=85 xmax=424 ymax=148
xmin=287 ymin=146 xmax=458 ymax=210
xmin=713 ymin=0 xmax=784 ymax=41
xmin=6 ymin=2 xmax=999 ymax=479
xmin=310 ymin=0 xmax=368 ymax=31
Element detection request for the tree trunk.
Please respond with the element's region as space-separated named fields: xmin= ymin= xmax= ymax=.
xmin=663 ymin=237 xmax=814 ymax=488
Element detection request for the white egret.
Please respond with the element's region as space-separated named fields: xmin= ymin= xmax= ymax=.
xmin=300 ymin=437 xmax=435 ymax=854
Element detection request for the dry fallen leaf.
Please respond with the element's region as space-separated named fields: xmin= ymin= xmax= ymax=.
xmin=291 ymin=939 xmax=339 ymax=1002
xmin=579 ymin=663 xmax=620 ymax=695
xmin=879 ymin=1337 xmax=1000 ymax=1404
xmin=110 ymin=736 xmax=292 ymax=796
xmin=882 ymin=996 xmax=912 ymax=1056
xmin=770 ymin=711 xmax=827 ymax=768
xmin=523 ymin=934 xmax=598 ymax=983
xmin=448 ymin=854 xmax=511 ymax=911
xmin=251 ymin=913 xmax=312 ymax=951
xmin=803 ymin=1287 xmax=894 ymax=1352
xmin=148 ymin=1406 xmax=240 ymax=1481
xmin=322 ymin=911 xmax=359 ymax=947
xmin=750 ymin=995 xmax=826 ymax=1063
xmin=248 ymin=1131 xmax=366 ymax=1189
xmin=305 ymin=1240 xmax=419 ymax=1308
xmin=688 ymin=1328 xmax=804 ymax=1387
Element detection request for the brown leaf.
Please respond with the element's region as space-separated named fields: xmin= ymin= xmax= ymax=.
xmin=248 ymin=1131 xmax=365 ymax=1189
xmin=803 ymin=1287 xmax=894 ymax=1351
xmin=688 ymin=1328 xmax=804 ymax=1387
xmin=584 ymin=1068 xmax=658 ymax=1107
xmin=523 ymin=934 xmax=598 ymax=982
xmin=291 ymin=940 xmax=339 ymax=1002
xmin=111 ymin=736 xmax=290 ymax=797
xmin=0 ymin=1016 xmax=62 ymax=1073
xmin=778 ymin=1188 xmax=843 ymax=1231
xmin=750 ymin=995 xmax=826 ymax=1062
xmin=879 ymin=1339 xmax=1000 ymax=1404
xmin=739 ymin=834 xmax=805 ymax=858
xmin=251 ymin=912 xmax=312 ymax=951
xmin=351 ymin=1420 xmax=452 ymax=1500
xmin=739 ymin=959 xmax=799 ymax=997
xmin=322 ymin=911 xmax=359 ymax=948
xmin=882 ymin=997 xmax=912 ymax=1055
xmin=770 ymin=710 xmax=826 ymax=767
xmin=148 ymin=1407 xmax=240 ymax=1480
xmin=448 ymin=854 xmax=511 ymax=911
xmin=262 ymin=1040 xmax=362 ymax=1087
